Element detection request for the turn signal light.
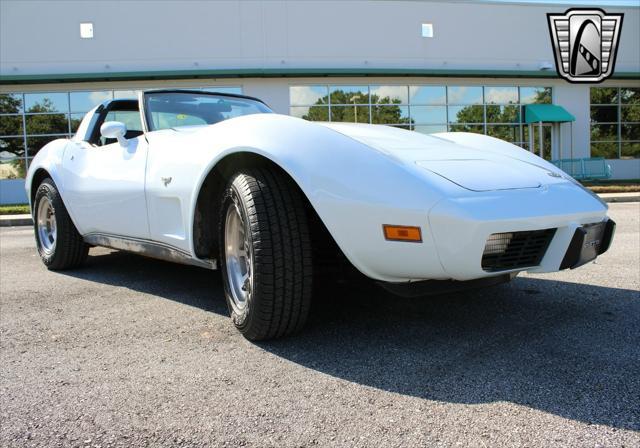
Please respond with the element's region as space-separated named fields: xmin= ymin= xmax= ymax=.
xmin=383 ymin=225 xmax=422 ymax=242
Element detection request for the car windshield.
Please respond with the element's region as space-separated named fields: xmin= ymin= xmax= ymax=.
xmin=144 ymin=91 xmax=272 ymax=131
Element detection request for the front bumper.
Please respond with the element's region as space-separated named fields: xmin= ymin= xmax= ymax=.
xmin=427 ymin=183 xmax=610 ymax=281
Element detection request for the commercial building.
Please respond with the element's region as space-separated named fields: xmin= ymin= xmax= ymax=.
xmin=1 ymin=0 xmax=639 ymax=204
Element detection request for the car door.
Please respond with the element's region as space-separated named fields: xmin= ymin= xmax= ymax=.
xmin=61 ymin=101 xmax=150 ymax=239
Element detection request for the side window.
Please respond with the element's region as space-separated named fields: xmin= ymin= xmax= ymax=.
xmin=99 ymin=110 xmax=143 ymax=146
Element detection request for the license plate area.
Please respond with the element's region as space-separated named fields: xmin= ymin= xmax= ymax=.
xmin=577 ymin=223 xmax=606 ymax=266
xmin=560 ymin=220 xmax=615 ymax=270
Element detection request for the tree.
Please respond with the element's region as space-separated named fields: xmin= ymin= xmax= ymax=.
xmin=0 ymin=97 xmax=70 ymax=179
xmin=303 ymin=90 xmax=412 ymax=126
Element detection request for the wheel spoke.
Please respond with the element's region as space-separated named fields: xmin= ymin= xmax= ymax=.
xmin=224 ymin=201 xmax=253 ymax=311
xmin=37 ymin=197 xmax=57 ymax=255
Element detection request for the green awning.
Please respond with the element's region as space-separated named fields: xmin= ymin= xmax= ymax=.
xmin=524 ymin=104 xmax=575 ymax=123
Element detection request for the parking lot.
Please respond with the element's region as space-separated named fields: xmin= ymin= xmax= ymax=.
xmin=0 ymin=203 xmax=638 ymax=447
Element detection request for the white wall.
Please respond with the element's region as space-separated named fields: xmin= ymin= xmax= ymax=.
xmin=607 ymin=159 xmax=640 ymax=180
xmin=553 ymin=84 xmax=591 ymax=159
xmin=1 ymin=0 xmax=638 ymax=76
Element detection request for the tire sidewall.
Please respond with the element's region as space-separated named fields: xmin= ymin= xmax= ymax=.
xmin=219 ymin=177 xmax=256 ymax=331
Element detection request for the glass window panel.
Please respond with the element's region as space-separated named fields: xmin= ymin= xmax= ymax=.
xmin=201 ymin=86 xmax=242 ymax=95
xmin=371 ymin=105 xmax=409 ymax=124
xmin=105 ymin=110 xmax=143 ymax=133
xmin=622 ymin=123 xmax=639 ymax=141
xmin=411 ymin=106 xmax=447 ymax=124
xmin=27 ymin=135 xmax=68 ymax=158
xmin=0 ymin=137 xmax=25 ymax=160
xmin=330 ymin=105 xmax=369 ymax=123
xmin=24 ymin=92 xmax=68 ymax=113
xmin=590 ymin=87 xmax=618 ymax=104
xmin=449 ymin=124 xmax=484 ymax=134
xmin=447 ymin=86 xmax=482 ymax=105
xmin=70 ymin=91 xmax=112 ymax=113
xmin=329 ymin=86 xmax=369 ymax=105
xmin=487 ymin=125 xmax=520 ymax=142
xmin=621 ymin=105 xmax=640 ymax=122
xmin=590 ymin=105 xmax=618 ymax=123
xmin=620 ymin=88 xmax=640 ymax=105
xmin=370 ymin=86 xmax=408 ymax=104
xmin=0 ymin=154 xmax=26 ymax=179
xmin=290 ymin=86 xmax=328 ymax=105
xmin=409 ymin=86 xmax=446 ymax=105
xmin=591 ymin=123 xmax=619 ymax=141
xmin=590 ymin=142 xmax=618 ymax=158
xmin=0 ymin=115 xmax=23 ymax=136
xmin=486 ymin=105 xmax=519 ymax=123
xmin=0 ymin=93 xmax=24 ymax=114
xmin=113 ymin=90 xmax=139 ymax=99
xmin=520 ymin=87 xmax=552 ymax=104
xmin=25 ymin=113 xmax=69 ymax=135
xmin=70 ymin=113 xmax=86 ymax=133
xmin=414 ymin=124 xmax=447 ymax=134
xmin=484 ymin=86 xmax=518 ymax=104
xmin=290 ymin=105 xmax=328 ymax=121
xmin=621 ymin=142 xmax=640 ymax=159
xmin=448 ymin=105 xmax=484 ymax=123
xmin=148 ymin=113 xmax=206 ymax=134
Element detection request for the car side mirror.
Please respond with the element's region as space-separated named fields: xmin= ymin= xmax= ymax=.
xmin=100 ymin=121 xmax=128 ymax=147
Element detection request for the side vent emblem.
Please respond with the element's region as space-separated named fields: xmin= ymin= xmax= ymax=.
xmin=161 ymin=177 xmax=172 ymax=187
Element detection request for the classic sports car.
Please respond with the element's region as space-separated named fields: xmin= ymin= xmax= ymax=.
xmin=26 ymin=89 xmax=615 ymax=340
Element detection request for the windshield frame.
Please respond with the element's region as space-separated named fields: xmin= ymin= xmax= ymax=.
xmin=142 ymin=89 xmax=272 ymax=132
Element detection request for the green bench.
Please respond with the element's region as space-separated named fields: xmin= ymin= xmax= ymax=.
xmin=551 ymin=157 xmax=612 ymax=180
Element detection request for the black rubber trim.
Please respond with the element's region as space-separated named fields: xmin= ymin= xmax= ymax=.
xmin=598 ymin=219 xmax=616 ymax=256
xmin=560 ymin=227 xmax=587 ymax=270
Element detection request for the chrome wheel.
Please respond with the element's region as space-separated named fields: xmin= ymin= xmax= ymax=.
xmin=36 ymin=196 xmax=57 ymax=255
xmin=224 ymin=201 xmax=252 ymax=311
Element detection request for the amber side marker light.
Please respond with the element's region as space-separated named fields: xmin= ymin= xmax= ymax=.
xmin=383 ymin=225 xmax=423 ymax=243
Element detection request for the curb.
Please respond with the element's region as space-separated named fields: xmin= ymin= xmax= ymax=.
xmin=600 ymin=195 xmax=640 ymax=203
xmin=0 ymin=194 xmax=638 ymax=228
xmin=0 ymin=214 xmax=32 ymax=227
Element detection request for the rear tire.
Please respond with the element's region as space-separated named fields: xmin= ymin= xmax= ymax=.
xmin=219 ymin=167 xmax=313 ymax=340
xmin=33 ymin=178 xmax=88 ymax=270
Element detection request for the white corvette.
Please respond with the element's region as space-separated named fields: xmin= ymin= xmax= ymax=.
xmin=26 ymin=89 xmax=615 ymax=339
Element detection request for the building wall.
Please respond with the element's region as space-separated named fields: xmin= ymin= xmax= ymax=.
xmin=1 ymin=1 xmax=639 ymax=203
xmin=1 ymin=0 xmax=639 ymax=76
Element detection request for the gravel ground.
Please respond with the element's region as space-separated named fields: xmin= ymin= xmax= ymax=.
xmin=1 ymin=203 xmax=639 ymax=447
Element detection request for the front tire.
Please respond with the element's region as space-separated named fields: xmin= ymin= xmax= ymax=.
xmin=219 ymin=167 xmax=313 ymax=340
xmin=33 ymin=178 xmax=88 ymax=270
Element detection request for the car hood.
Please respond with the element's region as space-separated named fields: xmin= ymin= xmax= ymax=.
xmin=316 ymin=122 xmax=567 ymax=192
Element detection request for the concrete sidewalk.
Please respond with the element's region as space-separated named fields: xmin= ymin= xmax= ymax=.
xmin=1 ymin=192 xmax=638 ymax=227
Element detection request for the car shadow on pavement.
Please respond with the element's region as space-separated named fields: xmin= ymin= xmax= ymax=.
xmin=66 ymin=249 xmax=639 ymax=431
xmin=67 ymin=249 xmax=229 ymax=316
xmin=264 ymin=277 xmax=640 ymax=431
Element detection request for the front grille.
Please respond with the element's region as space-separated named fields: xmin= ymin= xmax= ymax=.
xmin=482 ymin=228 xmax=556 ymax=272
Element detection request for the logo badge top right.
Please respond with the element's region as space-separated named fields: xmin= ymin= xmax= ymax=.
xmin=547 ymin=9 xmax=624 ymax=83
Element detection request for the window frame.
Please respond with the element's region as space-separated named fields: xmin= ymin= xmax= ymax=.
xmin=590 ymin=87 xmax=640 ymax=159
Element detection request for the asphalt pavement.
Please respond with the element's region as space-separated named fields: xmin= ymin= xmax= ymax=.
xmin=1 ymin=203 xmax=639 ymax=447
